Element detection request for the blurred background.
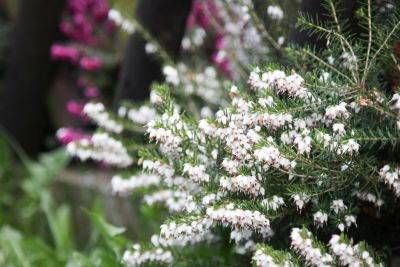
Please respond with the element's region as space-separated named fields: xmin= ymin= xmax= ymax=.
xmin=0 ymin=0 xmax=195 ymax=265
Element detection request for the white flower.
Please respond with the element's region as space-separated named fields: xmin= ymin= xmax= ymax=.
xmin=352 ymin=190 xmax=384 ymax=207
xmin=159 ymin=218 xmax=215 ymax=246
xmin=258 ymin=96 xmax=274 ymax=108
xmin=325 ymin=102 xmax=349 ymax=120
xmin=163 ymin=66 xmax=180 ymax=86
xmin=183 ymin=163 xmax=210 ymax=183
xmin=292 ymin=194 xmax=310 ymax=211
xmin=200 ymin=106 xmax=213 ymax=118
xmin=330 ymin=199 xmax=347 ymax=214
xmin=327 ymin=56 xmax=335 ymax=65
xmin=145 ymin=43 xmax=158 ymax=54
xmin=329 ymin=234 xmax=382 ymax=266
xmin=221 ymin=159 xmax=242 ymax=175
xmin=261 ymin=196 xmax=285 ymax=211
xmin=313 ymin=211 xmax=328 ymax=226
xmin=220 ymin=175 xmax=265 ymax=197
xmin=389 ymin=93 xmax=400 ymax=110
xmin=83 ymin=102 xmax=123 ymax=133
xmin=252 ymin=248 xmax=293 ymax=267
xmin=230 ymin=229 xmax=253 ymax=243
xmin=267 ymin=5 xmax=284 ymax=21
xmin=67 ymin=133 xmax=133 ymax=167
xmin=122 ymin=244 xmax=173 ymax=266
xmin=341 ymin=52 xmax=357 ymax=70
xmin=291 ymin=228 xmax=334 ymax=266
xmin=111 ymin=173 xmax=160 ymax=196
xmin=254 ymin=145 xmax=291 ymax=169
xmin=125 ymin=105 xmax=157 ymax=125
xmin=108 ymin=9 xmax=135 ymax=34
xmin=344 ymin=215 xmax=357 ymax=228
xmin=142 ymin=159 xmax=175 ymax=178
xmin=341 ymin=139 xmax=360 ymax=155
xmin=379 ymin=165 xmax=400 ymax=196
xmin=206 ymin=203 xmax=270 ymax=233
xmin=150 ymin=91 xmax=162 ymax=104
xmin=277 ymin=36 xmax=285 ymax=46
xmin=332 ymin=123 xmax=346 ymax=136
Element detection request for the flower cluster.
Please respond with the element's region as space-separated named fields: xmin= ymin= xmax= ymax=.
xmin=118 ymin=105 xmax=157 ymax=125
xmin=162 ymin=64 xmax=228 ymax=105
xmin=108 ymin=9 xmax=135 ymax=34
xmin=252 ymin=248 xmax=295 ymax=267
xmin=379 ymin=165 xmax=400 ymax=196
xmin=111 ymin=173 xmax=161 ymax=196
xmin=267 ymin=5 xmax=284 ymax=21
xmin=182 ymin=164 xmax=210 ymax=184
xmin=206 ymin=203 xmax=271 ymax=233
xmin=84 ymin=102 xmax=123 ymax=133
xmin=122 ymin=244 xmax=173 ymax=266
xmin=67 ymin=132 xmax=132 ymax=167
xmin=261 ymin=196 xmax=285 ymax=211
xmin=56 ymin=127 xmax=91 ymax=145
xmin=329 ymin=235 xmax=383 ymax=267
xmin=220 ymin=175 xmax=265 ymax=197
xmin=313 ymin=211 xmax=328 ymax=226
xmin=159 ymin=218 xmax=216 ymax=246
xmin=291 ymin=228 xmax=334 ymax=266
xmin=52 ymin=0 xmax=113 ymax=124
xmin=248 ymin=68 xmax=310 ymax=99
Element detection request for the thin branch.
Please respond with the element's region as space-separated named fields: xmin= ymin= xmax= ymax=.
xmin=326 ymin=0 xmax=360 ymax=83
xmin=129 ymin=17 xmax=174 ymax=65
xmin=363 ymin=20 xmax=400 ymax=85
xmin=300 ymin=49 xmax=354 ymax=83
xmin=362 ymin=0 xmax=373 ymax=86
xmin=299 ymin=18 xmax=359 ymax=83
xmin=245 ymin=1 xmax=282 ymax=52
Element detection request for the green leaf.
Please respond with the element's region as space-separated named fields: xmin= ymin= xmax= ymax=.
xmin=85 ymin=209 xmax=126 ymax=238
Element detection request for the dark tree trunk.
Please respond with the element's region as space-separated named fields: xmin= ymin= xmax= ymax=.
xmin=0 ymin=0 xmax=65 ymax=156
xmin=0 ymin=0 xmax=8 ymax=21
xmin=113 ymin=0 xmax=193 ymax=106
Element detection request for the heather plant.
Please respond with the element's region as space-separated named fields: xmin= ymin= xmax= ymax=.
xmin=66 ymin=1 xmax=400 ymax=266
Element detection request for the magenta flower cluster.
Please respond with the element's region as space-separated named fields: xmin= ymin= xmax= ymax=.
xmin=52 ymin=0 xmax=115 ymax=144
xmin=186 ymin=0 xmax=233 ymax=78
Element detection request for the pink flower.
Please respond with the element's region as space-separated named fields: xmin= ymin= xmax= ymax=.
xmin=84 ymin=86 xmax=100 ymax=98
xmin=214 ymin=34 xmax=225 ymax=50
xmin=68 ymin=0 xmax=87 ymax=14
xmin=92 ymin=1 xmax=110 ymax=22
xmin=66 ymin=100 xmax=84 ymax=116
xmin=51 ymin=44 xmax=80 ymax=62
xmin=187 ymin=0 xmax=219 ymax=30
xmin=56 ymin=127 xmax=92 ymax=145
xmin=80 ymin=56 xmax=102 ymax=71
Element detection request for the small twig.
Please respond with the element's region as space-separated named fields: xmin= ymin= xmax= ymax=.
xmin=300 ymin=49 xmax=354 ymax=83
xmin=245 ymin=1 xmax=282 ymax=52
xmin=363 ymin=20 xmax=400 ymax=85
xmin=362 ymin=0 xmax=373 ymax=86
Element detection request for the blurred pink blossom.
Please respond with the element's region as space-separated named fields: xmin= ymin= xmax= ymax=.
xmin=84 ymin=86 xmax=100 ymax=98
xmin=80 ymin=56 xmax=102 ymax=71
xmin=66 ymin=100 xmax=84 ymax=116
xmin=51 ymin=44 xmax=80 ymax=62
xmin=56 ymin=127 xmax=92 ymax=145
